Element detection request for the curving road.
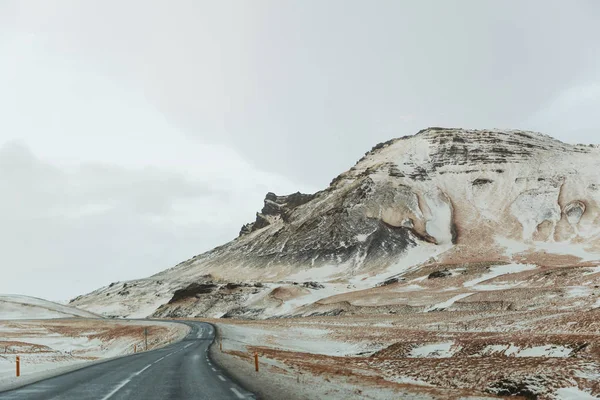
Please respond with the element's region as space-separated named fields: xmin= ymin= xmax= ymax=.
xmin=0 ymin=321 xmax=255 ymax=400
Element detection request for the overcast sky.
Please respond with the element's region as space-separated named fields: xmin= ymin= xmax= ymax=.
xmin=1 ymin=1 xmax=599 ymax=301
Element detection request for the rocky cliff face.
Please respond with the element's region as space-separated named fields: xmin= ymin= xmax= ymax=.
xmin=71 ymin=128 xmax=600 ymax=319
xmin=239 ymin=192 xmax=315 ymax=236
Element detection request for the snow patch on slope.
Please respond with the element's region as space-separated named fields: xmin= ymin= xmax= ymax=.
xmin=0 ymin=295 xmax=99 ymax=320
xmin=409 ymin=342 xmax=459 ymax=358
xmin=425 ymin=293 xmax=473 ymax=311
xmin=482 ymin=344 xmax=572 ymax=358
xmin=464 ymin=264 xmax=537 ymax=288
xmin=554 ymin=387 xmax=599 ymax=400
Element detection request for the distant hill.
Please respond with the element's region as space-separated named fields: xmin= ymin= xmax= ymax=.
xmin=0 ymin=294 xmax=100 ymax=319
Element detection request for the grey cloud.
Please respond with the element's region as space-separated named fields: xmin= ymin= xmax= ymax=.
xmin=523 ymin=83 xmax=600 ymax=142
xmin=72 ymin=164 xmax=220 ymax=216
xmin=0 ymin=142 xmax=220 ymax=219
xmin=0 ymin=141 xmax=65 ymax=216
xmin=1 ymin=1 xmax=599 ymax=300
xmin=0 ymin=142 xmax=276 ymax=300
xmin=0 ymin=205 xmax=235 ymax=301
xmin=5 ymin=1 xmax=597 ymax=187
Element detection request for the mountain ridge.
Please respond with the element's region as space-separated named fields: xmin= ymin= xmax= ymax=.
xmin=71 ymin=128 xmax=600 ymax=319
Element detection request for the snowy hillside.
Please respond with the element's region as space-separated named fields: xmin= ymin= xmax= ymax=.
xmin=72 ymin=128 xmax=600 ymax=319
xmin=0 ymin=294 xmax=100 ymax=320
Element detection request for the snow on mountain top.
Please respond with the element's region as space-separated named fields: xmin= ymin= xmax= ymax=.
xmin=0 ymin=294 xmax=100 ymax=320
xmin=72 ymin=128 xmax=600 ymax=320
xmin=346 ymin=128 xmax=598 ymax=181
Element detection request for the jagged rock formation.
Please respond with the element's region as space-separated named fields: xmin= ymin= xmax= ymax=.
xmin=239 ymin=192 xmax=315 ymax=236
xmin=71 ymin=128 xmax=600 ymax=319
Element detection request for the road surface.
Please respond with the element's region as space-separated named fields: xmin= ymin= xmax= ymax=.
xmin=0 ymin=321 xmax=255 ymax=400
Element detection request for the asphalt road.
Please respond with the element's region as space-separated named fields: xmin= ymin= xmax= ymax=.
xmin=0 ymin=321 xmax=255 ymax=400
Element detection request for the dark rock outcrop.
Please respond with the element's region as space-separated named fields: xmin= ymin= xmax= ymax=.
xmin=428 ymin=269 xmax=452 ymax=279
xmin=377 ymin=277 xmax=404 ymax=287
xmin=487 ymin=377 xmax=545 ymax=399
xmin=302 ymin=281 xmax=325 ymax=290
xmin=473 ymin=178 xmax=493 ymax=186
xmin=168 ymin=283 xmax=217 ymax=304
xmin=239 ymin=191 xmax=316 ymax=237
xmin=239 ymin=223 xmax=254 ymax=236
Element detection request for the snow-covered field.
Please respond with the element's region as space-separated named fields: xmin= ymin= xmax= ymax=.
xmin=207 ymin=308 xmax=600 ymax=399
xmin=0 ymin=319 xmax=188 ymax=390
xmin=0 ymin=294 xmax=100 ymax=320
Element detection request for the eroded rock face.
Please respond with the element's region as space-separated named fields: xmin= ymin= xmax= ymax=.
xmin=168 ymin=283 xmax=217 ymax=304
xmin=510 ymin=188 xmax=562 ymax=240
xmin=239 ymin=223 xmax=254 ymax=236
xmin=155 ymin=281 xmax=264 ymax=318
xmin=239 ymin=191 xmax=316 ymax=236
xmin=564 ymin=201 xmax=586 ymax=225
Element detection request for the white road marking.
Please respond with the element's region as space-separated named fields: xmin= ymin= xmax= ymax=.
xmin=100 ymin=362 xmax=155 ymax=399
xmin=211 ymin=368 xmax=217 ymax=372
xmin=230 ymin=388 xmax=245 ymax=399
xmin=153 ymin=356 xmax=165 ymax=364
xmin=164 ymin=352 xmax=174 ymax=358
xmin=100 ymin=379 xmax=131 ymax=400
xmin=134 ymin=365 xmax=152 ymax=376
xmin=218 ymin=375 xmax=226 ymax=382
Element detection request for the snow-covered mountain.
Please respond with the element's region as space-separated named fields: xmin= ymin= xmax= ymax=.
xmin=71 ymin=128 xmax=600 ymax=319
xmin=0 ymin=294 xmax=100 ymax=320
